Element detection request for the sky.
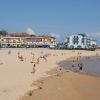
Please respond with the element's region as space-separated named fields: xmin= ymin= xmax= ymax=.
xmin=0 ymin=0 xmax=100 ymax=43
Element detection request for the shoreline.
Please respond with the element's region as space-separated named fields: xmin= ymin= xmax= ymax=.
xmin=58 ymin=55 xmax=100 ymax=77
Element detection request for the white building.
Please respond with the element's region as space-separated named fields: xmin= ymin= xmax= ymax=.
xmin=65 ymin=33 xmax=96 ymax=49
xmin=90 ymin=40 xmax=97 ymax=46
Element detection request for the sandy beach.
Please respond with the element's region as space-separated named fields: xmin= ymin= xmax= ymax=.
xmin=0 ymin=48 xmax=100 ymax=100
xmin=20 ymin=68 xmax=100 ymax=100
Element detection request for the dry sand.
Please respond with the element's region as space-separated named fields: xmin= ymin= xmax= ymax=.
xmin=0 ymin=48 xmax=100 ymax=100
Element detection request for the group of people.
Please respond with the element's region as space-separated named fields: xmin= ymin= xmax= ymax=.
xmin=16 ymin=51 xmax=50 ymax=74
xmin=30 ymin=52 xmax=49 ymax=74
xmin=71 ymin=52 xmax=83 ymax=72
xmin=7 ymin=50 xmax=85 ymax=74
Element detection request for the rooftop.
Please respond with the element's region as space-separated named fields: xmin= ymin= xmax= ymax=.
xmin=78 ymin=33 xmax=87 ymax=37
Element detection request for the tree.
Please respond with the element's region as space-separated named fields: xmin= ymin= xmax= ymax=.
xmin=0 ymin=30 xmax=8 ymax=36
xmin=90 ymin=44 xmax=97 ymax=51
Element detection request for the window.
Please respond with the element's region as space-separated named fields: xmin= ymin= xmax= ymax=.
xmin=73 ymin=36 xmax=79 ymax=44
xmin=66 ymin=37 xmax=70 ymax=43
xmin=82 ymin=38 xmax=84 ymax=44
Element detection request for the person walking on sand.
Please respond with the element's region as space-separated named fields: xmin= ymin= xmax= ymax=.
xmin=36 ymin=57 xmax=40 ymax=64
xmin=31 ymin=57 xmax=35 ymax=64
xmin=71 ymin=60 xmax=76 ymax=71
xmin=77 ymin=52 xmax=81 ymax=62
xmin=77 ymin=53 xmax=79 ymax=62
xmin=43 ymin=55 xmax=47 ymax=62
xmin=31 ymin=63 xmax=36 ymax=74
xmin=72 ymin=60 xmax=75 ymax=67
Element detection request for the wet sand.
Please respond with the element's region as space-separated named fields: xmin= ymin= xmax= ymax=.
xmin=20 ymin=68 xmax=100 ymax=100
xmin=58 ymin=55 xmax=100 ymax=77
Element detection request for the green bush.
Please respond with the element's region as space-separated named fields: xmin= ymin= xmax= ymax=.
xmin=0 ymin=44 xmax=2 ymax=48
xmin=89 ymin=48 xmax=96 ymax=51
xmin=9 ymin=45 xmax=16 ymax=48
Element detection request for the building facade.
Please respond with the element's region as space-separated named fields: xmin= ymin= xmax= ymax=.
xmin=65 ymin=33 xmax=97 ymax=49
xmin=0 ymin=32 xmax=56 ymax=48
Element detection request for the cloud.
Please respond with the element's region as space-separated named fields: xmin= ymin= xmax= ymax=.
xmin=87 ymin=32 xmax=100 ymax=39
xmin=86 ymin=32 xmax=100 ymax=44
xmin=26 ymin=28 xmax=36 ymax=35
xmin=50 ymin=33 xmax=60 ymax=38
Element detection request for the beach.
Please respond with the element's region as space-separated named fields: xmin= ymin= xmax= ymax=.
xmin=20 ymin=68 xmax=100 ymax=100
xmin=0 ymin=48 xmax=100 ymax=100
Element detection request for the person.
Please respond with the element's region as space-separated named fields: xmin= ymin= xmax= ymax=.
xmin=41 ymin=51 xmax=43 ymax=54
xmin=71 ymin=60 xmax=76 ymax=71
xmin=30 ymin=58 xmax=35 ymax=64
xmin=96 ymin=53 xmax=99 ymax=56
xmin=8 ymin=50 xmax=11 ymax=55
xmin=72 ymin=60 xmax=75 ymax=67
xmin=31 ymin=64 xmax=36 ymax=74
xmin=78 ymin=63 xmax=83 ymax=71
xmin=36 ymin=57 xmax=40 ymax=64
xmin=17 ymin=52 xmax=20 ymax=55
xmin=43 ymin=55 xmax=47 ymax=62
xmin=17 ymin=52 xmax=20 ymax=58
xmin=72 ymin=64 xmax=75 ymax=68
xmin=32 ymin=53 xmax=34 ymax=58
xmin=20 ymin=56 xmax=24 ymax=61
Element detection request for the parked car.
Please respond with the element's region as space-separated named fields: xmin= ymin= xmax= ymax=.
xmin=49 ymin=45 xmax=56 ymax=49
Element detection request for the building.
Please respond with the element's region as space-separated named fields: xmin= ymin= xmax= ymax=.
xmin=65 ymin=33 xmax=97 ymax=49
xmin=90 ymin=39 xmax=97 ymax=46
xmin=0 ymin=32 xmax=56 ymax=48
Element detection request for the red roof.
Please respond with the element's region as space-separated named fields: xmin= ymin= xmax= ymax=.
xmin=9 ymin=32 xmax=35 ymax=37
